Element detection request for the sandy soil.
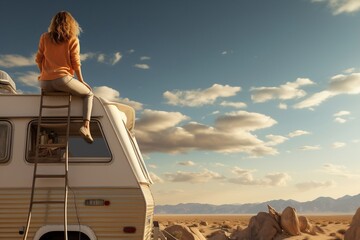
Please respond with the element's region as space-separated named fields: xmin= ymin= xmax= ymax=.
xmin=154 ymin=214 xmax=353 ymax=239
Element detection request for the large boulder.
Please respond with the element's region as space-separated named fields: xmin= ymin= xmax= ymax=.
xmin=280 ymin=207 xmax=300 ymax=236
xmin=207 ymin=230 xmax=230 ymax=240
xmin=231 ymin=212 xmax=282 ymax=240
xmin=163 ymin=224 xmax=201 ymax=240
xmin=345 ymin=207 xmax=360 ymax=240
xmin=298 ymin=215 xmax=316 ymax=235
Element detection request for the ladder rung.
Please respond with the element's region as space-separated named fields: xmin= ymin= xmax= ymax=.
xmin=40 ymin=123 xmax=68 ymax=128
xmin=35 ymin=174 xmax=66 ymax=178
xmin=42 ymin=105 xmax=70 ymax=109
xmin=33 ymin=200 xmax=65 ymax=205
xmin=38 ymin=143 xmax=67 ymax=148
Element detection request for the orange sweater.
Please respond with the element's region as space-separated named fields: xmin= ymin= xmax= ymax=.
xmin=35 ymin=33 xmax=81 ymax=80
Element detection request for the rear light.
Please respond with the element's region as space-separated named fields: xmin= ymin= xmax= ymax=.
xmin=123 ymin=226 xmax=136 ymax=233
xmin=84 ymin=199 xmax=110 ymax=206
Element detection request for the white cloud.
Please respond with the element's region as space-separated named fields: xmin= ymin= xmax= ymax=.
xmin=220 ymin=101 xmax=247 ymax=108
xmin=215 ymin=110 xmax=277 ymax=131
xmin=250 ymin=78 xmax=314 ymax=103
xmin=278 ymin=103 xmax=288 ymax=110
xmin=112 ymin=52 xmax=122 ymax=65
xmin=148 ymin=164 xmax=157 ymax=169
xmin=163 ymin=84 xmax=241 ymax=107
xmin=321 ymin=163 xmax=358 ymax=178
xmin=177 ymin=161 xmax=196 ymax=166
xmin=288 ymin=130 xmax=311 ymax=138
xmin=294 ymin=90 xmax=335 ymax=109
xmin=334 ymin=117 xmax=347 ymax=123
xmin=136 ymin=109 xmax=189 ymax=132
xmin=149 ymin=172 xmax=164 ymax=183
xmin=299 ymin=145 xmax=321 ymax=151
xmin=97 ymin=54 xmax=105 ymax=63
xmin=295 ymin=180 xmax=334 ymax=191
xmin=295 ymin=73 xmax=360 ymax=109
xmin=140 ymin=56 xmax=151 ymax=61
xmin=0 ymin=54 xmax=36 ymax=68
xmin=80 ymin=52 xmax=122 ymax=65
xmin=344 ymin=68 xmax=355 ymax=74
xmin=134 ymin=63 xmax=150 ymax=69
xmin=228 ymin=167 xmax=290 ymax=186
xmin=265 ymin=173 xmax=291 ymax=186
xmin=164 ymin=169 xmax=224 ymax=183
xmin=265 ymin=134 xmax=288 ymax=146
xmin=312 ymin=0 xmax=360 ymax=14
xmin=135 ymin=110 xmax=279 ymax=156
xmin=16 ymin=71 xmax=40 ymax=88
xmin=332 ymin=141 xmax=346 ymax=149
xmin=80 ymin=52 xmax=97 ymax=61
xmin=334 ymin=110 xmax=351 ymax=117
xmin=93 ymin=86 xmax=143 ymax=110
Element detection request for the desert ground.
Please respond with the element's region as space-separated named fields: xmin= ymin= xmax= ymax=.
xmin=154 ymin=214 xmax=353 ymax=239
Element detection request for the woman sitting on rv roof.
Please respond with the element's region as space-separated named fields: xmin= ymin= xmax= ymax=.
xmin=36 ymin=11 xmax=94 ymax=144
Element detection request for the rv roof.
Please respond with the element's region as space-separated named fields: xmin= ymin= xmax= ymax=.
xmin=0 ymin=70 xmax=17 ymax=94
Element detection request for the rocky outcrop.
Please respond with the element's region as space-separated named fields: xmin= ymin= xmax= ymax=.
xmin=345 ymin=207 xmax=360 ymax=240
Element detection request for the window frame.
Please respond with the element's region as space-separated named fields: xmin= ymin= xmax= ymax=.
xmin=26 ymin=118 xmax=112 ymax=164
xmin=0 ymin=120 xmax=12 ymax=164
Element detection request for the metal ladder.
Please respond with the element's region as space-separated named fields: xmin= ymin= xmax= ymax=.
xmin=23 ymin=91 xmax=72 ymax=240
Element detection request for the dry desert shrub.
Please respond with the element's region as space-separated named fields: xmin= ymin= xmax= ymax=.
xmin=337 ymin=228 xmax=346 ymax=235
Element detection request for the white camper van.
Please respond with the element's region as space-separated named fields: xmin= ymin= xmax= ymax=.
xmin=0 ymin=71 xmax=155 ymax=240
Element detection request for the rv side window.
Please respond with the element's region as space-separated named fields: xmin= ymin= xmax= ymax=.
xmin=0 ymin=121 xmax=11 ymax=163
xmin=26 ymin=120 xmax=111 ymax=163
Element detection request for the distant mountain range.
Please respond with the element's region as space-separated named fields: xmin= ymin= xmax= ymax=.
xmin=155 ymin=194 xmax=360 ymax=214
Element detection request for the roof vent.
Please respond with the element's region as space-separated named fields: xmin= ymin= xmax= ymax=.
xmin=0 ymin=70 xmax=17 ymax=94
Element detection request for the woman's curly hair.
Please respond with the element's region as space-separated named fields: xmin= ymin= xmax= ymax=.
xmin=48 ymin=11 xmax=82 ymax=43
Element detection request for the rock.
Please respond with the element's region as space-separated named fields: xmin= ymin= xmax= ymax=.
xmin=345 ymin=207 xmax=360 ymax=240
xmin=298 ymin=215 xmax=316 ymax=235
xmin=199 ymin=221 xmax=208 ymax=226
xmin=280 ymin=206 xmax=301 ymax=236
xmin=232 ymin=212 xmax=282 ymax=240
xmin=207 ymin=230 xmax=230 ymax=240
xmin=163 ymin=224 xmax=201 ymax=240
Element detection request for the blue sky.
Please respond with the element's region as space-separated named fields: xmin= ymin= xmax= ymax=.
xmin=2 ymin=0 xmax=360 ymax=205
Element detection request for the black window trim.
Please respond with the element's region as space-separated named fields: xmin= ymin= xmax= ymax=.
xmin=25 ymin=118 xmax=113 ymax=164
xmin=0 ymin=120 xmax=12 ymax=164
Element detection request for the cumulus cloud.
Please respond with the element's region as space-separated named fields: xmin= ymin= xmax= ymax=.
xmin=334 ymin=110 xmax=351 ymax=117
xmin=299 ymin=145 xmax=321 ymax=151
xmin=250 ymin=78 xmax=314 ymax=103
xmin=312 ymin=0 xmax=360 ymax=15
xmin=220 ymin=101 xmax=247 ymax=108
xmin=112 ymin=52 xmax=122 ymax=65
xmin=163 ymin=84 xmax=241 ymax=107
xmin=134 ymin=63 xmax=150 ymax=69
xmin=164 ymin=169 xmax=224 ymax=183
xmin=140 ymin=56 xmax=151 ymax=61
xmin=295 ymin=73 xmax=360 ymax=109
xmin=332 ymin=141 xmax=346 ymax=149
xmin=149 ymin=172 xmax=164 ymax=183
xmin=265 ymin=134 xmax=288 ymax=146
xmin=80 ymin=51 xmax=122 ymax=65
xmin=278 ymin=103 xmax=288 ymax=110
xmin=0 ymin=54 xmax=36 ymax=68
xmin=177 ymin=161 xmax=196 ymax=166
xmin=321 ymin=163 xmax=358 ymax=178
xmin=228 ymin=167 xmax=291 ymax=186
xmin=16 ymin=71 xmax=40 ymax=89
xmin=93 ymin=86 xmax=143 ymax=110
xmin=136 ymin=109 xmax=189 ymax=132
xmin=288 ymin=130 xmax=311 ymax=138
xmin=295 ymin=180 xmax=334 ymax=191
xmin=135 ymin=109 xmax=279 ymax=156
